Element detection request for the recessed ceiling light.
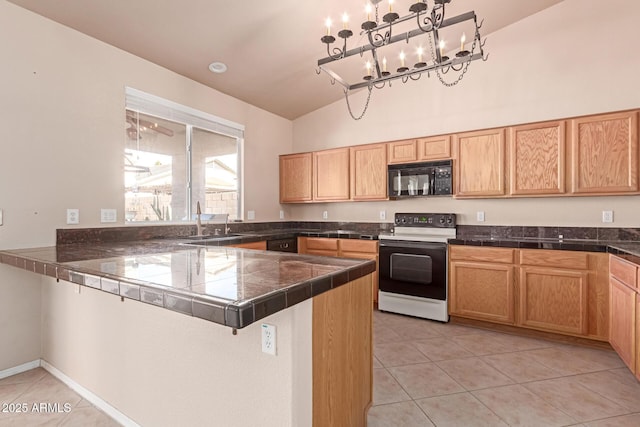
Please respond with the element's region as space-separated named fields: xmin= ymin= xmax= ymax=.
xmin=208 ymin=61 xmax=227 ymax=74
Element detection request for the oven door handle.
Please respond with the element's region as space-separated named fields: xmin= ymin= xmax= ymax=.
xmin=379 ymin=240 xmax=446 ymax=250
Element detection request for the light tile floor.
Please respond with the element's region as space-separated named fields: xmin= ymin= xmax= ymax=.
xmin=369 ymin=309 xmax=640 ymax=427
xmin=3 ymin=311 xmax=640 ymax=427
xmin=0 ymin=368 xmax=119 ymax=426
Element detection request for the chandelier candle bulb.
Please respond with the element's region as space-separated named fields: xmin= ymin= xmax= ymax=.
xmin=342 ymin=12 xmax=349 ymax=29
xmin=389 ymin=0 xmax=394 ymax=12
xmin=417 ymin=47 xmax=423 ymax=63
xmin=460 ymin=33 xmax=466 ymax=51
xmin=439 ymin=40 xmax=445 ymax=56
xmin=325 ymin=17 xmax=332 ymax=36
xmin=365 ymin=3 xmax=372 ymax=21
xmin=383 ymin=57 xmax=387 ymax=72
xmin=400 ymin=51 xmax=405 ymax=67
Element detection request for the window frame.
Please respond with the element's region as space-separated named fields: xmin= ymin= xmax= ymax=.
xmin=125 ymin=87 xmax=244 ymax=222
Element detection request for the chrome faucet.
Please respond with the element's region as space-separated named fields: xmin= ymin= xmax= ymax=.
xmin=195 ymin=201 xmax=205 ymax=236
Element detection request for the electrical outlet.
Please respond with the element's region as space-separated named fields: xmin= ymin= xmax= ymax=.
xmin=379 ymin=210 xmax=386 ymax=220
xmin=66 ymin=209 xmax=79 ymax=225
xmin=279 ymin=210 xmax=285 ymax=220
xmin=477 ymin=211 xmax=485 ymax=222
xmin=602 ymin=210 xmax=614 ymax=223
xmin=322 ymin=210 xmax=328 ymax=220
xmin=247 ymin=210 xmax=256 ymax=220
xmin=100 ymin=209 xmax=117 ymax=223
xmin=261 ymin=323 xmax=277 ymax=356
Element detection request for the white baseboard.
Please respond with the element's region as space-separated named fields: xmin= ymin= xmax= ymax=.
xmin=36 ymin=360 xmax=140 ymax=427
xmin=1 ymin=360 xmax=138 ymax=426
xmin=0 ymin=359 xmax=41 ymax=380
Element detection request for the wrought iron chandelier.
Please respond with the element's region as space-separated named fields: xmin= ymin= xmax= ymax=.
xmin=316 ymin=0 xmax=487 ymax=120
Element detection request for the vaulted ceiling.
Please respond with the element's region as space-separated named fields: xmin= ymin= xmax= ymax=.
xmin=8 ymin=0 xmax=564 ymax=119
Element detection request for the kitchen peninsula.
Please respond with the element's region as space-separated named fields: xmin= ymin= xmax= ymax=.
xmin=0 ymin=235 xmax=375 ymax=427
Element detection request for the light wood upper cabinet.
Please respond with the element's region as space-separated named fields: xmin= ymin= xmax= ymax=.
xmin=279 ymin=153 xmax=312 ymax=203
xmin=313 ymin=148 xmax=350 ymax=201
xmin=570 ymin=111 xmax=639 ymax=194
xmin=454 ymin=128 xmax=506 ymax=197
xmin=387 ymin=135 xmax=451 ymax=164
xmin=509 ymin=121 xmax=566 ymax=195
xmin=417 ymin=135 xmax=451 ymax=161
xmin=350 ymin=143 xmax=387 ymax=200
xmin=387 ymin=139 xmax=417 ymax=164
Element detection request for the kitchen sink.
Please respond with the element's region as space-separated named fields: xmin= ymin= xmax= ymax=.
xmin=185 ymin=234 xmax=243 ymax=240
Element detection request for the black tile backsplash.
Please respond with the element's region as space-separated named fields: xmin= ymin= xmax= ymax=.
xmin=457 ymin=225 xmax=640 ymax=241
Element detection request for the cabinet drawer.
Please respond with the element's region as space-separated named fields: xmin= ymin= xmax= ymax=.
xmin=305 ymin=238 xmax=339 ymax=251
xmin=610 ymin=255 xmax=638 ymax=288
xmin=449 ymin=246 xmax=514 ymax=264
xmin=519 ymin=249 xmax=588 ymax=270
xmin=340 ymin=239 xmax=378 ymax=253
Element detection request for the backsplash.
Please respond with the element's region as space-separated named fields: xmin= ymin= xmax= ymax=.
xmin=56 ymin=221 xmax=395 ymax=244
xmin=457 ymin=225 xmax=640 ymax=241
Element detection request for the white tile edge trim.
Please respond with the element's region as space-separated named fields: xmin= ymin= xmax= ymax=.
xmin=0 ymin=359 xmax=41 ymax=380
xmin=41 ymin=360 xmax=140 ymax=427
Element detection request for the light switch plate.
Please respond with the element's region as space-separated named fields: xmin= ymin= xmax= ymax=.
xmin=247 ymin=210 xmax=255 ymax=220
xmin=477 ymin=211 xmax=485 ymax=222
xmin=279 ymin=210 xmax=285 ymax=220
xmin=602 ymin=210 xmax=613 ymax=223
xmin=379 ymin=210 xmax=386 ymax=220
xmin=322 ymin=210 xmax=328 ymax=220
xmin=100 ymin=209 xmax=117 ymax=223
xmin=66 ymin=209 xmax=79 ymax=225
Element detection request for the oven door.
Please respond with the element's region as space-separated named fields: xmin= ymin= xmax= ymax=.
xmin=379 ymin=240 xmax=447 ymax=300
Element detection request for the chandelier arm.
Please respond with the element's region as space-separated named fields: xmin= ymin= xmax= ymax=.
xmin=344 ymin=87 xmax=373 ymax=121
xmin=416 ymin=9 xmax=435 ymax=33
xmin=431 ymin=4 xmax=445 ymax=29
xmin=325 ymin=43 xmax=344 ymax=61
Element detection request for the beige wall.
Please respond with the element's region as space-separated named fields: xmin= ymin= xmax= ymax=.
xmin=0 ymin=0 xmax=292 ymax=252
xmin=41 ymin=277 xmax=312 ymax=426
xmin=0 ymin=266 xmax=41 ymax=371
xmin=0 ymin=0 xmax=292 ymax=374
xmin=291 ymin=0 xmax=640 ymax=227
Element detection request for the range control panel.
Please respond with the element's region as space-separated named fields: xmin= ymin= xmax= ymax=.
xmin=394 ymin=213 xmax=457 ymax=228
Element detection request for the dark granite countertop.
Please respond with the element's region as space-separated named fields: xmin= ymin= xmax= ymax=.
xmin=0 ymin=238 xmax=376 ymax=329
xmin=449 ymin=236 xmax=640 ymax=260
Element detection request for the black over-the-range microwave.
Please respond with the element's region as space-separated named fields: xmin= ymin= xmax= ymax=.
xmin=388 ymin=160 xmax=453 ymax=198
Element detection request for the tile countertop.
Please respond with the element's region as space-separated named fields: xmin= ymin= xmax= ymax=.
xmin=449 ymin=237 xmax=640 ymax=262
xmin=0 ymin=239 xmax=376 ymax=329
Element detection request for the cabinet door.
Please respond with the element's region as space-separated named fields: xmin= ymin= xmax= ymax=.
xmin=449 ymin=261 xmax=514 ymax=324
xmin=636 ymin=294 xmax=640 ymax=381
xmin=350 ymin=143 xmax=387 ymax=200
xmin=454 ymin=128 xmax=506 ymax=197
xmin=509 ymin=121 xmax=566 ymax=195
xmin=313 ymin=148 xmax=350 ymax=201
xmin=610 ymin=278 xmax=636 ymax=372
xmin=570 ymin=111 xmax=638 ymax=194
xmin=387 ymin=140 xmax=417 ymax=164
xmin=279 ymin=153 xmax=312 ymax=202
xmin=298 ymin=237 xmax=339 ymax=257
xmin=518 ymin=267 xmax=588 ymax=335
xmin=417 ymin=135 xmax=451 ymax=161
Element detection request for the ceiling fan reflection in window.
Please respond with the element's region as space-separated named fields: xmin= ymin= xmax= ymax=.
xmin=126 ymin=110 xmax=175 ymax=140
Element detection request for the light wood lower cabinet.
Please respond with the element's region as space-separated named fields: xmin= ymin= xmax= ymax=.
xmin=610 ymin=277 xmax=636 ymax=372
xmin=608 ymin=255 xmax=640 ymax=376
xmin=518 ymin=267 xmax=588 ymax=335
xmin=229 ymin=241 xmax=267 ymax=250
xmin=299 ymin=237 xmax=379 ymax=303
xmin=298 ymin=237 xmax=339 ymax=257
xmin=450 ymin=246 xmax=609 ymax=341
xmin=449 ymin=246 xmax=515 ymax=324
xmin=449 ymin=260 xmax=515 ymax=324
xmin=313 ymin=275 xmax=372 ymax=427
